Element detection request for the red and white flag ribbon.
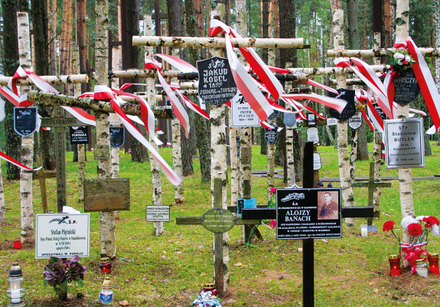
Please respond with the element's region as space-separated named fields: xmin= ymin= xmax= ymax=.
xmin=145 ymin=57 xmax=190 ymax=138
xmin=94 ymin=85 xmax=181 ymax=186
xmin=406 ymin=37 xmax=440 ymax=130
xmin=209 ymin=19 xmax=275 ymax=121
xmin=0 ymin=150 xmax=42 ymax=172
xmin=281 ymin=93 xmax=347 ymax=114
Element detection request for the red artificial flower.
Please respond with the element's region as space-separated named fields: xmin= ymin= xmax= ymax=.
xmin=430 ymin=216 xmax=440 ymax=225
xmin=269 ymin=220 xmax=276 ymax=229
xmin=408 ymin=223 xmax=423 ymax=237
xmin=382 ymin=220 xmax=395 ymax=232
xmin=403 ymin=60 xmax=409 ymax=65
xmin=270 ymin=187 xmax=277 ymax=195
xmin=423 ymin=216 xmax=435 ymax=228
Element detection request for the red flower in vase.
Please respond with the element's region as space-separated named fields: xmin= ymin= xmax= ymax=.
xmin=383 ymin=220 xmax=395 ymax=232
xmin=408 ymin=223 xmax=423 ymax=237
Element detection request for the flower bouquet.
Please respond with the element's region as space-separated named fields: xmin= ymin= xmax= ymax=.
xmin=383 ymin=216 xmax=439 ymax=274
xmin=388 ymin=47 xmax=416 ymax=77
xmin=42 ymin=256 xmax=87 ymax=300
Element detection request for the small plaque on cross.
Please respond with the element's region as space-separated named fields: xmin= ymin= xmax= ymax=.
xmin=84 ymin=178 xmax=130 ymax=212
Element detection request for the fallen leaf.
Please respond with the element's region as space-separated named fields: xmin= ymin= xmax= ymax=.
xmin=321 ymin=239 xmax=328 ymax=243
xmin=369 ymin=281 xmax=376 ymax=286
xmin=234 ymin=262 xmax=243 ymax=266
xmin=119 ymin=300 xmax=130 ymax=306
xmin=373 ymin=289 xmax=379 ymax=294
xmin=200 ymin=272 xmax=206 ymax=277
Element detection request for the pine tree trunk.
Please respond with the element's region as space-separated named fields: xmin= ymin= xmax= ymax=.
xmin=17 ymin=12 xmax=34 ymax=245
xmin=2 ymin=0 xmax=21 ymax=180
xmin=333 ymin=9 xmax=356 ymax=227
xmin=73 ymin=45 xmax=86 ymax=202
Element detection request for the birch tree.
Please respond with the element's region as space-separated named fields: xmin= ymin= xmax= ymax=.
xmin=210 ymin=1 xmax=229 ymax=293
xmin=17 ymin=12 xmax=34 ymax=245
xmin=332 ymin=9 xmax=356 ymax=227
xmin=95 ymin=0 xmax=116 ymax=258
xmin=396 ymin=0 xmax=415 ymax=243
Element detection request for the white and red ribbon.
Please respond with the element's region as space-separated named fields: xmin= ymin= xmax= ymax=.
xmin=406 ymin=37 xmax=440 ymax=130
xmin=0 ymin=150 xmax=42 ymax=171
xmin=94 ymin=85 xmax=181 ymax=186
xmin=145 ymin=56 xmax=191 ymax=138
xmin=209 ymin=19 xmax=275 ymax=121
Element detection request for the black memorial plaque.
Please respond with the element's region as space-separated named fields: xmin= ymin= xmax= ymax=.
xmin=328 ymin=88 xmax=356 ymax=121
xmin=14 ymin=107 xmax=38 ymax=137
xmin=110 ymin=126 xmax=125 ymax=148
xmin=265 ymin=125 xmax=279 ymax=144
xmin=394 ymin=70 xmax=420 ymax=106
xmin=276 ymin=188 xmax=342 ymax=240
xmin=197 ymin=57 xmax=237 ymax=106
xmin=69 ymin=126 xmax=89 ymax=144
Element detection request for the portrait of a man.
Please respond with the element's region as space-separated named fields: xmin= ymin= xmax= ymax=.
xmin=317 ymin=191 xmax=339 ymax=220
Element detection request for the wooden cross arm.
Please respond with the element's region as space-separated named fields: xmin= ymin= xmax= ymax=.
xmin=0 ymin=74 xmax=89 ymax=86
xmin=27 ymin=90 xmax=175 ymax=119
xmin=133 ymin=36 xmax=305 ymax=49
xmin=352 ymin=182 xmax=392 ymax=188
xmin=327 ymin=48 xmax=440 ymax=58
xmin=176 ymin=216 xmax=261 ymax=226
xmin=241 ymin=206 xmax=374 ymax=220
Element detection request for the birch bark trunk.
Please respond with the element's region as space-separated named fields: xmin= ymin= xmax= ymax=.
xmin=333 ymin=9 xmax=356 ymax=227
xmin=0 ymin=161 xmax=4 ymax=223
xmin=395 ymin=0 xmax=414 ymax=244
xmin=145 ymin=15 xmax=164 ymax=236
xmin=95 ymin=0 xmax=116 ymax=258
xmin=372 ymin=32 xmax=382 ymax=220
xmin=17 ymin=12 xmax=34 ymax=245
xmin=210 ymin=2 xmax=229 ymax=293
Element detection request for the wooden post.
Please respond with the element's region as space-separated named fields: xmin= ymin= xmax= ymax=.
xmin=213 ymin=177 xmax=224 ymax=295
xmin=352 ymin=163 xmax=391 ymax=225
xmin=302 ymin=141 xmax=315 ymax=307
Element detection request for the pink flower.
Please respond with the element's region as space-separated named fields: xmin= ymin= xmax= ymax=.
xmin=270 ymin=187 xmax=277 ymax=195
xmin=269 ymin=220 xmax=276 ymax=229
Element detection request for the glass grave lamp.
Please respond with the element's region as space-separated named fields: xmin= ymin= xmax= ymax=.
xmin=388 ymin=255 xmax=401 ymax=276
xmin=100 ymin=257 xmax=112 ymax=274
xmin=99 ymin=276 xmax=113 ymax=305
xmin=6 ymin=262 xmax=25 ymax=306
xmin=428 ymin=253 xmax=440 ymax=275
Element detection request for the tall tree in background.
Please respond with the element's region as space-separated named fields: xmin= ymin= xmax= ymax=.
xmin=185 ymin=0 xmax=209 ymax=180
xmin=31 ymin=0 xmax=56 ymax=170
xmin=347 ymin=0 xmax=369 ymax=161
xmin=278 ymin=0 xmax=297 ymax=183
xmin=122 ymin=0 xmax=147 ymax=162
xmin=168 ymin=0 xmax=193 ymax=176
xmin=2 ymin=0 xmax=21 ymax=180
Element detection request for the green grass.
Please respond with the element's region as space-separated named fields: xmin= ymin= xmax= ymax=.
xmin=1 ymin=142 xmax=440 ymax=306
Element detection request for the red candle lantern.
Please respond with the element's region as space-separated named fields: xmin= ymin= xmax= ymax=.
xmin=389 ymin=255 xmax=401 ymax=276
xmin=100 ymin=257 xmax=112 ymax=274
xmin=428 ymin=253 xmax=440 ymax=275
xmin=201 ymin=283 xmax=218 ymax=296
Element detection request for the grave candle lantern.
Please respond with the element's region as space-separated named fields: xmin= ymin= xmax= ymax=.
xmin=428 ymin=253 xmax=440 ymax=275
xmin=415 ymin=259 xmax=428 ymax=277
xmin=100 ymin=257 xmax=111 ymax=274
xmin=389 ymin=255 xmax=401 ymax=276
xmin=6 ymin=262 xmax=25 ymax=306
xmin=201 ymin=282 xmax=218 ymax=296
xmin=99 ymin=276 xmax=113 ymax=305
